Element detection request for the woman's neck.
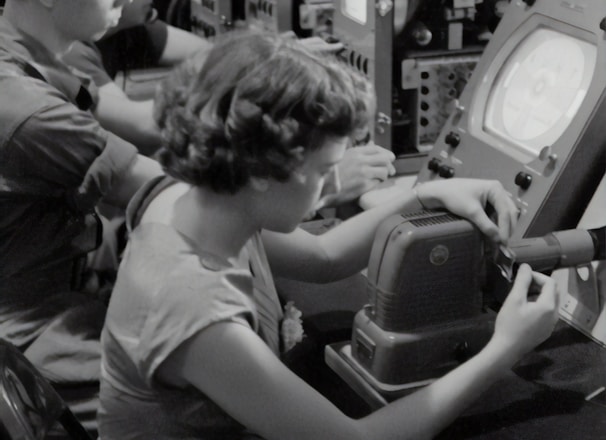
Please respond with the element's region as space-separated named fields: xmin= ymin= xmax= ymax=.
xmin=172 ymin=186 xmax=260 ymax=262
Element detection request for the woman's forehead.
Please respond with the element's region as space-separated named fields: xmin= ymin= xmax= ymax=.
xmin=307 ymin=137 xmax=348 ymax=165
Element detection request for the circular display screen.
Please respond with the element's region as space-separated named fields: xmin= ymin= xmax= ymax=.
xmin=484 ymin=28 xmax=596 ymax=160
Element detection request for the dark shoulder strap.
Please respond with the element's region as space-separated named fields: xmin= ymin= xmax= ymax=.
xmin=126 ymin=175 xmax=176 ymax=232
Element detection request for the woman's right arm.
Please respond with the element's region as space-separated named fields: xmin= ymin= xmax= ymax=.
xmin=157 ymin=264 xmax=559 ymax=440
xmin=356 ymin=264 xmax=560 ymax=439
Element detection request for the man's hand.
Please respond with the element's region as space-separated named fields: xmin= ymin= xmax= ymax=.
xmin=281 ymin=31 xmax=344 ymax=54
xmin=298 ymin=36 xmax=344 ymax=54
xmin=317 ymin=144 xmax=396 ymax=209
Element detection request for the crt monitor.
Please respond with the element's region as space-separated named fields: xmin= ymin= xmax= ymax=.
xmin=331 ymin=0 xmax=506 ymax=174
xmin=483 ymin=28 xmax=595 ymax=163
xmin=416 ymin=0 xmax=606 ymax=240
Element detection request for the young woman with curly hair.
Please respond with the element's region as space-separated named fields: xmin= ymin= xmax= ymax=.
xmin=97 ymin=30 xmax=559 ymax=440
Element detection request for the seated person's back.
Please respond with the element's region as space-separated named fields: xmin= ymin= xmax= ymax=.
xmin=0 ymin=0 xmax=162 ymax=432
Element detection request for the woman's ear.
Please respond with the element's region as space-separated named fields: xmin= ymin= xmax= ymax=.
xmin=291 ymin=146 xmax=305 ymax=162
xmin=249 ymin=176 xmax=269 ymax=192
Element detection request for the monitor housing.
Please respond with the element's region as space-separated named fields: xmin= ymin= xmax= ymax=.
xmin=416 ymin=0 xmax=606 ymax=240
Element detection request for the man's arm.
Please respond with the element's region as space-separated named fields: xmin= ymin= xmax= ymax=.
xmin=92 ymin=24 xmax=212 ymax=155
xmin=158 ymin=24 xmax=213 ymax=65
xmin=10 ymin=94 xmax=163 ymax=210
xmin=93 ymin=81 xmax=162 ymax=156
xmin=316 ymin=144 xmax=396 ymax=209
xmin=101 ymin=152 xmax=163 ymax=209
xmin=65 ymin=28 xmax=212 ymax=156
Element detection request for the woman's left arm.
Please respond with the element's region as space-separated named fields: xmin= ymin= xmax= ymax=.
xmin=263 ymin=178 xmax=518 ymax=282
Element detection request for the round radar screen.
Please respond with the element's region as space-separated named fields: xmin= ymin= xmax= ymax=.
xmin=484 ymin=28 xmax=596 ymax=160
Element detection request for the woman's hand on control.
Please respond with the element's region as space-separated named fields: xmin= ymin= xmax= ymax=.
xmin=490 ymin=264 xmax=560 ymax=360
xmin=415 ymin=178 xmax=518 ymax=243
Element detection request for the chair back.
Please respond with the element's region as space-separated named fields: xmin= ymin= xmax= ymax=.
xmin=0 ymin=339 xmax=93 ymax=440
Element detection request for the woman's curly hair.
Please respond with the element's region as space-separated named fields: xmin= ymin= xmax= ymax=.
xmin=153 ymin=30 xmax=375 ymax=194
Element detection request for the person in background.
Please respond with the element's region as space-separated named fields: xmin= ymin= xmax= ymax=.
xmin=64 ymin=0 xmax=395 ymax=206
xmin=64 ymin=0 xmax=212 ymax=155
xmin=0 ymin=0 xmax=162 ymax=433
xmin=97 ymin=30 xmax=559 ymax=439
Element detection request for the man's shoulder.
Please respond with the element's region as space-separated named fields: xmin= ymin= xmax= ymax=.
xmin=0 ymin=17 xmax=29 ymax=60
xmin=0 ymin=57 xmax=73 ymax=105
xmin=64 ymin=40 xmax=104 ymax=70
xmin=63 ymin=40 xmax=111 ymax=88
xmin=0 ymin=68 xmax=65 ymax=122
xmin=0 ymin=20 xmax=74 ymax=118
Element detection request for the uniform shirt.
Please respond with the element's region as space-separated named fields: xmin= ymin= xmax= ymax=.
xmin=0 ymin=17 xmax=138 ymax=351
xmin=64 ymin=20 xmax=169 ymax=88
